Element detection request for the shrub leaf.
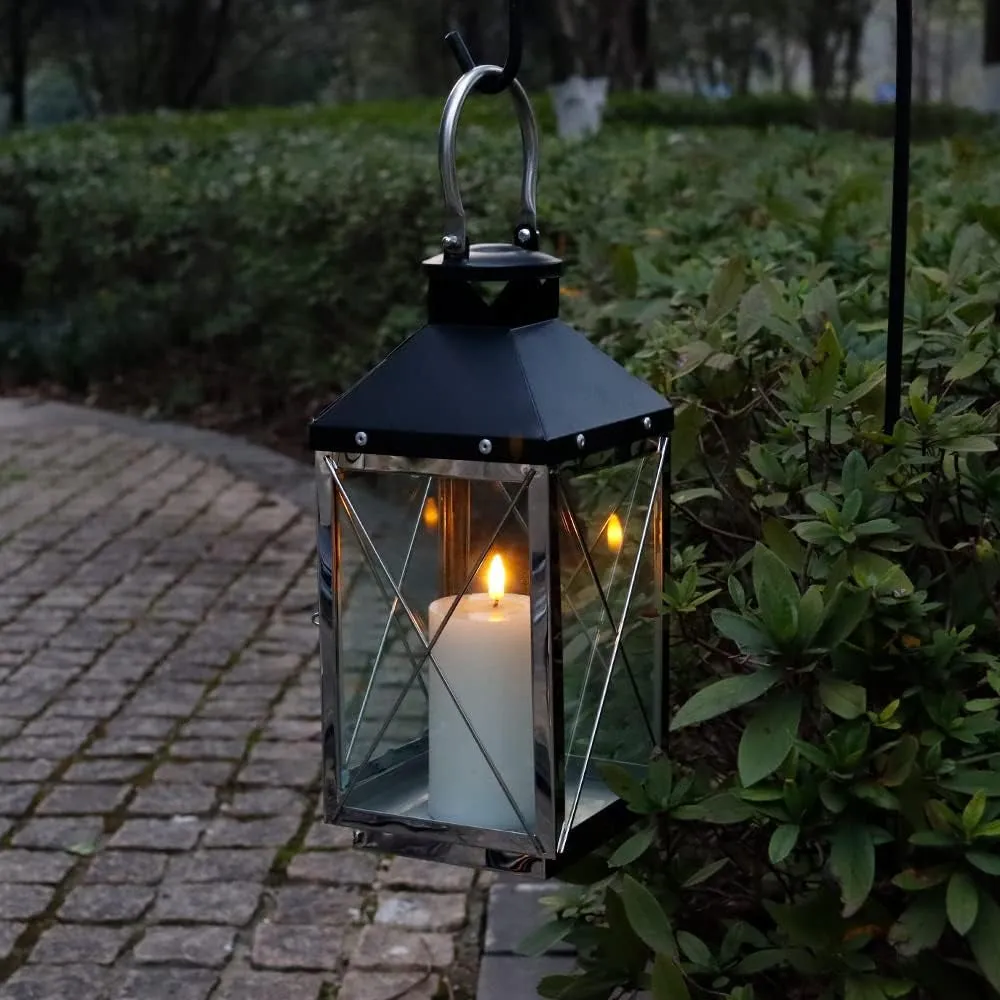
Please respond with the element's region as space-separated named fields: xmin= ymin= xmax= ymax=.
xmin=617 ymin=874 xmax=677 ymax=957
xmin=738 ymin=692 xmax=803 ymax=787
xmin=829 ymin=822 xmax=875 ymax=917
xmin=946 ymin=871 xmax=980 ymax=936
xmin=670 ymin=668 xmax=782 ymax=731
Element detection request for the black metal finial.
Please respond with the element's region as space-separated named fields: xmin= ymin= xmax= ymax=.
xmin=445 ymin=0 xmax=523 ymax=95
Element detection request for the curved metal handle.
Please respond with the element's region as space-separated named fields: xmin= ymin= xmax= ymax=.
xmin=439 ymin=63 xmax=540 ymax=259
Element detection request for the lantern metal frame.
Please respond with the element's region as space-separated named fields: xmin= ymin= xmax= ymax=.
xmin=309 ymin=63 xmax=673 ymax=877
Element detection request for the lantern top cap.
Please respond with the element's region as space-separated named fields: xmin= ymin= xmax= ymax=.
xmin=423 ymin=243 xmax=563 ymax=282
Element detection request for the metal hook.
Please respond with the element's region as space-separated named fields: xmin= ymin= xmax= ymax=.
xmin=445 ymin=0 xmax=523 ymax=96
xmin=438 ymin=63 xmax=539 ymax=258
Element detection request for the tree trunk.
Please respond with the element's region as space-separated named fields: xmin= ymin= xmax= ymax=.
xmin=842 ymin=14 xmax=865 ymax=103
xmin=632 ymin=0 xmax=656 ymax=90
xmin=541 ymin=0 xmax=578 ymax=83
xmin=941 ymin=0 xmax=954 ymax=102
xmin=985 ymin=0 xmax=1000 ymax=111
xmin=6 ymin=0 xmax=28 ymax=128
xmin=915 ymin=0 xmax=933 ymax=103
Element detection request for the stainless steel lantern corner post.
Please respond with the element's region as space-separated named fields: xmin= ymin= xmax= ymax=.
xmin=307 ymin=61 xmax=674 ymax=879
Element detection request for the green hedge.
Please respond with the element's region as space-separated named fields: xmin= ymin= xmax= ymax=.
xmin=0 ymin=95 xmax=995 ymax=414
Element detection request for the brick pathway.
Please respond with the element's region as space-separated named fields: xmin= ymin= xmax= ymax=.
xmin=0 ymin=399 xmax=487 ymax=1000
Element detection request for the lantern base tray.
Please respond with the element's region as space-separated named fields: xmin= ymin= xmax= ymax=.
xmin=328 ymin=751 xmax=643 ymax=877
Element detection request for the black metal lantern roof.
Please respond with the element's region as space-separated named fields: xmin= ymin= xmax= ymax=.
xmin=308 ymin=61 xmax=672 ymax=467
xmin=308 ymin=247 xmax=673 ymax=466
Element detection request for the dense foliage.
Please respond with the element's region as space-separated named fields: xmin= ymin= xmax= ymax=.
xmin=513 ymin=131 xmax=1000 ymax=999
xmin=0 ymin=97 xmax=993 ymax=421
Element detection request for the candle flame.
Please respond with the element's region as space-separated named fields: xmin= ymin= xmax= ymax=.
xmin=607 ymin=513 xmax=624 ymax=552
xmin=487 ymin=554 xmax=506 ymax=604
xmin=423 ymin=497 xmax=439 ymax=529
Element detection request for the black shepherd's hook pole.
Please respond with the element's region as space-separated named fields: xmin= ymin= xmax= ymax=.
xmin=446 ymin=0 xmax=523 ymax=94
xmin=884 ymin=0 xmax=913 ymax=437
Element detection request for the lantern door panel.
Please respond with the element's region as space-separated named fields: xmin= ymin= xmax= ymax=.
xmin=555 ymin=440 xmax=667 ymax=849
xmin=318 ymin=454 xmax=554 ymax=855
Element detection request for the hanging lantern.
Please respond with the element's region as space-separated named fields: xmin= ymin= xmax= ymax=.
xmin=309 ymin=64 xmax=673 ymax=877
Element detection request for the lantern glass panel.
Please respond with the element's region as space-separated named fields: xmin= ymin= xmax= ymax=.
xmin=328 ymin=461 xmax=541 ymax=839
xmin=557 ymin=444 xmax=664 ymax=835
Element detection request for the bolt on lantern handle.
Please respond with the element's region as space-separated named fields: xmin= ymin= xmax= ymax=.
xmin=439 ymin=63 xmax=540 ymax=260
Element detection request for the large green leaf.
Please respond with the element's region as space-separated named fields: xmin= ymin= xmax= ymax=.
xmin=651 ymin=954 xmax=691 ymax=1000
xmin=815 ymin=585 xmax=870 ymax=648
xmin=763 ymin=517 xmax=806 ymax=574
xmin=705 ymin=255 xmax=746 ymax=325
xmin=516 ymin=919 xmax=576 ymax=958
xmin=738 ymin=692 xmax=803 ymax=787
xmin=889 ymin=889 xmax=947 ymax=957
xmin=946 ymin=871 xmax=979 ymax=936
xmin=819 ymin=677 xmax=868 ymax=720
xmin=608 ymin=825 xmax=656 ymax=868
xmin=829 ymin=821 xmax=876 ymax=917
xmin=752 ymin=543 xmax=800 ymax=644
xmin=712 ymin=610 xmax=775 ymax=656
xmin=617 ymin=874 xmax=677 ymax=957
xmin=670 ymin=668 xmax=782 ymax=731
xmin=769 ymin=823 xmax=801 ymax=864
xmin=673 ymin=793 xmax=754 ymax=825
xmin=946 ymin=351 xmax=988 ymax=383
xmin=968 ymin=892 xmax=1000 ymax=994
xmin=941 ymin=771 xmax=1000 ymax=797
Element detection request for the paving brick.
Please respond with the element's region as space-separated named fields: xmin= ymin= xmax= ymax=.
xmin=476 ymin=954 xmax=576 ymax=1000
xmin=374 ymin=893 xmax=468 ymax=932
xmin=351 ymin=926 xmax=455 ymax=971
xmin=156 ymin=761 xmax=235 ymax=785
xmin=272 ymin=886 xmax=363 ymax=925
xmin=63 ymin=759 xmax=146 ymax=783
xmin=112 ymin=968 xmax=219 ymax=1000
xmin=170 ymin=739 xmax=246 ymax=760
xmin=0 ymin=921 xmax=24 ymax=961
xmin=0 ymin=760 xmax=59 ymax=782
xmin=109 ymin=818 xmax=203 ymax=851
xmin=104 ymin=714 xmax=178 ymax=739
xmin=485 ymin=881 xmax=574 ymax=955
xmin=211 ymin=971 xmax=324 ymax=1000
xmin=202 ymin=816 xmax=300 ymax=848
xmin=0 ymin=963 xmax=110 ymax=1000
xmin=59 ymin=884 xmax=155 ymax=922
xmin=250 ymin=921 xmax=343 ymax=971
xmin=11 ymin=817 xmax=104 ymax=850
xmin=133 ymin=926 xmax=237 ymax=968
xmin=0 ymin=849 xmax=76 ymax=883
xmin=0 ymin=885 xmax=55 ymax=921
xmin=303 ymin=821 xmax=355 ymax=849
xmin=337 ymin=971 xmax=440 ymax=1000
xmin=36 ymin=783 xmax=129 ymax=815
xmin=151 ymin=882 xmax=262 ymax=925
xmin=285 ymin=850 xmax=379 ymax=886
xmin=383 ymin=857 xmax=476 ymax=893
xmin=86 ymin=736 xmax=161 ymax=758
xmin=30 ymin=923 xmax=131 ymax=964
xmin=237 ymin=759 xmax=318 ymax=788
xmin=129 ymin=784 xmax=217 ymax=816
xmin=223 ymin=788 xmax=305 ymax=817
xmin=164 ymin=848 xmax=275 ymax=884
xmin=84 ymin=850 xmax=168 ymax=885
xmin=0 ymin=784 xmax=38 ymax=816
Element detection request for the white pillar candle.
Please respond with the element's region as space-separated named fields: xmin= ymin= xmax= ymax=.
xmin=427 ymin=556 xmax=535 ymax=832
